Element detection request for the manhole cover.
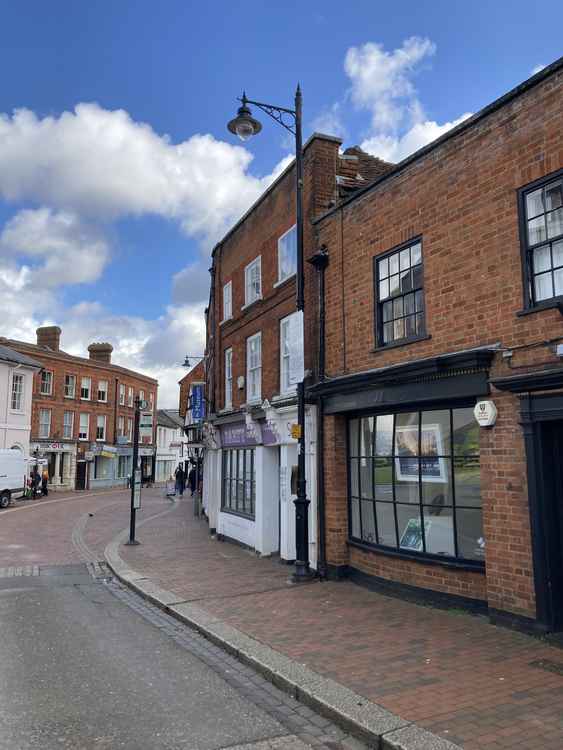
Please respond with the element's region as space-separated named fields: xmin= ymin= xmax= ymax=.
xmin=529 ymin=658 xmax=563 ymax=676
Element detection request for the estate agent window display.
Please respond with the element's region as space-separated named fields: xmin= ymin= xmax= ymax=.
xmin=348 ymin=406 xmax=484 ymax=564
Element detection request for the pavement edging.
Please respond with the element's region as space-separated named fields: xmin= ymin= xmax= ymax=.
xmin=104 ymin=528 xmax=461 ymax=750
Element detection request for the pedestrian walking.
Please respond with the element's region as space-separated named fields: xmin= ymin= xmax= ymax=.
xmin=188 ymin=463 xmax=197 ymax=497
xmin=41 ymin=468 xmax=49 ymax=496
xmin=174 ymin=464 xmax=185 ymax=497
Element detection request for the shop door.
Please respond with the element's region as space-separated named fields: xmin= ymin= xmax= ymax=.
xmin=280 ymin=444 xmax=298 ymax=562
xmin=76 ymin=461 xmax=86 ymax=490
xmin=542 ymin=421 xmax=563 ymax=631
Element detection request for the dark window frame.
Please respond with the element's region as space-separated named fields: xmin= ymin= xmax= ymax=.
xmin=518 ymin=168 xmax=563 ymax=312
xmin=373 ymin=236 xmax=427 ymax=349
xmin=346 ymin=401 xmax=485 ymax=570
xmin=221 ymin=447 xmax=256 ymax=520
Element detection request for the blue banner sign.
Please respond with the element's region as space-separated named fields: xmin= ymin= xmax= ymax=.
xmin=191 ymin=384 xmax=205 ymax=421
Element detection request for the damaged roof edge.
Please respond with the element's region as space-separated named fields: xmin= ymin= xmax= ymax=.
xmin=312 ymin=55 xmax=563 ymax=226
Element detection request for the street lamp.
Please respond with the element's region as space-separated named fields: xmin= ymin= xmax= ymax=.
xmin=182 ymin=355 xmax=204 ymax=368
xmin=227 ymin=85 xmax=312 ymax=582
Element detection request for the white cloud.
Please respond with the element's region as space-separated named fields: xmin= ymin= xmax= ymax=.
xmin=0 ymin=103 xmax=291 ymax=248
xmin=361 ymin=113 xmax=472 ymax=163
xmin=172 ymin=261 xmax=210 ymax=305
xmin=531 ymin=64 xmax=546 ymax=75
xmin=311 ymin=103 xmax=348 ymax=139
xmin=1 ymin=207 xmax=110 ymax=287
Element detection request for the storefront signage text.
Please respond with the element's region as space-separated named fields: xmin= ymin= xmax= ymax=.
xmin=473 ymin=400 xmax=497 ymax=428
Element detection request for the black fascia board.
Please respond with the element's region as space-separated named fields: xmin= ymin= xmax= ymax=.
xmin=313 ymin=56 xmax=563 ymax=228
xmin=491 ymin=368 xmax=563 ymax=394
xmin=309 ymin=347 xmax=498 ymax=398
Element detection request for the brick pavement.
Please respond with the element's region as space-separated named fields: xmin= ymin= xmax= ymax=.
xmin=116 ymin=494 xmax=563 ymax=750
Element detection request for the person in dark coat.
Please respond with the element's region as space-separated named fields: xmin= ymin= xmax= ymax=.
xmin=188 ymin=464 xmax=197 ymax=497
xmin=174 ymin=465 xmax=185 ymax=496
xmin=41 ymin=468 xmax=49 ymax=496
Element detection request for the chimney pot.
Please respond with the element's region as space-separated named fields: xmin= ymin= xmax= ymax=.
xmin=88 ymin=342 xmax=113 ymax=364
xmin=36 ymin=326 xmax=61 ymax=351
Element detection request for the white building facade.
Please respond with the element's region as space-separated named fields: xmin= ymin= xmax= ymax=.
xmin=0 ymin=345 xmax=42 ymax=456
xmin=155 ymin=410 xmax=184 ymax=482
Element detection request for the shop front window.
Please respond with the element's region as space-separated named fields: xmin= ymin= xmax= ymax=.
xmin=348 ymin=407 xmax=484 ymax=563
xmin=221 ymin=448 xmax=255 ymax=519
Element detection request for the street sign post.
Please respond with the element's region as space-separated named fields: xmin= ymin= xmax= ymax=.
xmin=133 ymin=469 xmax=142 ymax=509
xmin=126 ymin=397 xmax=142 ymax=545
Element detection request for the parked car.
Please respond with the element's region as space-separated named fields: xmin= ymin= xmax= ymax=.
xmin=0 ymin=449 xmax=27 ymax=508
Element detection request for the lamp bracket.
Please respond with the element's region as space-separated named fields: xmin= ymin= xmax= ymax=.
xmin=240 ymin=95 xmax=297 ymax=135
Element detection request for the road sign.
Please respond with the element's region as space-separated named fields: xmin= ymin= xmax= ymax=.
xmin=139 ymin=411 xmax=153 ymax=442
xmin=288 ymin=311 xmax=304 ymax=385
xmin=133 ymin=469 xmax=142 ymax=509
xmin=290 ymin=423 xmax=301 ymax=440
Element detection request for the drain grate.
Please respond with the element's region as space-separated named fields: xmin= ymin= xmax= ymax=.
xmin=529 ymin=658 xmax=563 ymax=676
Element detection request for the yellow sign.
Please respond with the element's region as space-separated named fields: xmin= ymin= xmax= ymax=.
xmin=290 ymin=423 xmax=301 ymax=440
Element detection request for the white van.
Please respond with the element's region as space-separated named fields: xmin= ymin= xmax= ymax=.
xmin=0 ymin=449 xmax=27 ymax=508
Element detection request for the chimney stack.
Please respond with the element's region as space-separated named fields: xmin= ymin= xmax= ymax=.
xmin=88 ymin=342 xmax=113 ymax=364
xmin=36 ymin=326 xmax=61 ymax=351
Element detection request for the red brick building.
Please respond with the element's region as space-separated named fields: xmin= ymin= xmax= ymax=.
xmin=204 ymin=133 xmax=390 ymax=556
xmin=3 ymin=326 xmax=158 ymax=490
xmin=311 ymin=59 xmax=563 ymax=633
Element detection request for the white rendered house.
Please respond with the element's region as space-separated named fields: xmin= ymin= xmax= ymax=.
xmin=0 ymin=344 xmax=42 ymax=455
xmin=155 ymin=409 xmax=184 ymax=482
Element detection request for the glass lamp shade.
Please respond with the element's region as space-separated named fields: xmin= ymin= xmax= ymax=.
xmin=227 ymin=104 xmax=262 ymax=142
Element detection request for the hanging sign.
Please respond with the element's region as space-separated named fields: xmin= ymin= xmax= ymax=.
xmin=474 ymin=400 xmax=497 ymax=428
xmin=288 ymin=311 xmax=305 ymax=385
xmin=191 ymin=384 xmax=205 ymax=422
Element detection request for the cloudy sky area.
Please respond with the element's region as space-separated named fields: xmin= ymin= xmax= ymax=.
xmin=0 ymin=2 xmax=560 ymax=405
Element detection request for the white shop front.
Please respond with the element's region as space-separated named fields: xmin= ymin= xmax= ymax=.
xmin=215 ymin=402 xmax=317 ymax=567
xmin=30 ymin=440 xmax=77 ymax=491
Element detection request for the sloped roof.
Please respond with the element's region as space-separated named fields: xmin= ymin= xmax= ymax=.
xmin=157 ymin=409 xmax=183 ymax=429
xmin=0 ymin=344 xmax=42 ymax=369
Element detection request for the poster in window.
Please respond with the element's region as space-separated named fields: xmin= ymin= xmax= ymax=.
xmin=399 ymin=517 xmax=431 ymax=551
xmin=395 ymin=423 xmax=447 ymax=483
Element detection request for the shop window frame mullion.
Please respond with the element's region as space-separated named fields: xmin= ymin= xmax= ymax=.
xmin=418 ymin=411 xmax=427 ymax=554
xmin=391 ymin=414 xmax=400 ymax=549
xmin=451 ymin=409 xmax=460 ymax=558
xmin=371 ymin=416 xmax=380 ymax=545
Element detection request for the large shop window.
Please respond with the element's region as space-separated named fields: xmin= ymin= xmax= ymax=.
xmin=221 ymin=448 xmax=256 ymax=519
xmin=348 ymin=407 xmax=484 ymax=563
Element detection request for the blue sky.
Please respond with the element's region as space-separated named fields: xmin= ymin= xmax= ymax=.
xmin=0 ymin=1 xmax=561 ymax=404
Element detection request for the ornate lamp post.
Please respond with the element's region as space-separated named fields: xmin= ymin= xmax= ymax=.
xmin=227 ymin=86 xmax=312 ymax=581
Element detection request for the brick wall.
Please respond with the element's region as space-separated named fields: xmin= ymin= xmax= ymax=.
xmin=210 ymin=135 xmax=342 ymax=411
xmin=316 ymin=69 xmax=563 ymax=618
xmin=6 ymin=341 xmax=157 ymax=446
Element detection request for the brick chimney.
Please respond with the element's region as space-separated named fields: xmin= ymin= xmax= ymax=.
xmin=36 ymin=326 xmax=61 ymax=351
xmin=88 ymin=342 xmax=113 ymax=364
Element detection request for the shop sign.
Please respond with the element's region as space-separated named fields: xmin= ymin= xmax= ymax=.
xmin=191 ymin=384 xmax=205 ymax=422
xmin=116 ymin=435 xmax=129 ymax=445
xmin=31 ymin=441 xmax=73 ymax=453
xmin=474 ymin=400 xmax=497 ymax=428
xmin=262 ymin=421 xmax=280 ymax=446
xmin=84 ymin=451 xmax=94 ymax=462
xmin=220 ymin=422 xmax=258 ymax=448
xmin=139 ymin=447 xmax=154 ymax=456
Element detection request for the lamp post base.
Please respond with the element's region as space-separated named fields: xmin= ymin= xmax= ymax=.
xmin=291 ymin=563 xmax=316 ymax=584
xmin=125 ymin=540 xmax=140 ymax=546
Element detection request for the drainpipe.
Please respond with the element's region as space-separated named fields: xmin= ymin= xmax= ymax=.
xmin=308 ymin=245 xmax=329 ymax=579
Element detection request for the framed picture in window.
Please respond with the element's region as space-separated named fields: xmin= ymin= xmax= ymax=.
xmin=395 ymin=423 xmax=447 ymax=483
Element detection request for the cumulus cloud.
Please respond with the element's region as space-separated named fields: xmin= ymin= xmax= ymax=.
xmin=1 ymin=207 xmax=110 ymax=287
xmin=172 ymin=261 xmax=211 ymax=306
xmin=0 ymin=103 xmax=291 ymax=248
xmin=311 ymin=103 xmax=348 ymax=139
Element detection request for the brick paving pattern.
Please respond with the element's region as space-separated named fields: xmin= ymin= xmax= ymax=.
xmin=118 ymin=495 xmax=563 ymax=750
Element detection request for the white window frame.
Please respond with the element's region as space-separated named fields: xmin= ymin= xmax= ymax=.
xmin=39 ymin=408 xmax=51 ymax=438
xmin=63 ymin=411 xmax=74 ymax=439
xmin=149 ymin=392 xmax=154 ymax=411
xmin=139 ymin=389 xmax=145 ymax=406
xmin=78 ymin=413 xmax=89 ymax=441
xmin=225 ymin=348 xmax=233 ymax=409
xmin=128 ymin=387 xmax=133 ymax=407
xmin=280 ymin=313 xmax=299 ymax=395
xmin=127 ymin=417 xmax=133 ymax=442
xmin=118 ymin=415 xmax=125 ymax=436
xmin=11 ymin=373 xmax=24 ymax=411
xmin=277 ymin=224 xmax=297 ymax=284
xmin=223 ymin=281 xmax=233 ymax=321
xmin=119 ymin=384 xmax=125 ymax=405
xmin=244 ymin=257 xmax=262 ymax=307
xmin=96 ymin=414 xmax=106 ymax=441
xmin=64 ymin=374 xmax=76 ymax=398
xmin=246 ymin=332 xmax=262 ymax=404
xmin=97 ymin=380 xmax=108 ymax=403
xmin=80 ymin=376 xmax=91 ymax=400
xmin=40 ymin=370 xmax=53 ymax=396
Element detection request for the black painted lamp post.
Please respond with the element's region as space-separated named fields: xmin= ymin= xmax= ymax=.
xmin=227 ymin=86 xmax=312 ymax=582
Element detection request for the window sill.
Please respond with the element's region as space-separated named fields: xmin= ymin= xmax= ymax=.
xmin=220 ymin=508 xmax=256 ymax=522
xmin=516 ymin=298 xmax=563 ymax=317
xmin=220 ymin=317 xmax=233 ymax=326
xmin=371 ymin=333 xmax=431 ymax=353
xmin=273 ymin=273 xmax=296 ymax=289
xmin=80 ymin=398 xmax=90 ymax=402
xmin=64 ymin=395 xmax=75 ymax=399
xmin=347 ymin=538 xmax=485 ymax=571
xmin=241 ymin=297 xmax=263 ymax=312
